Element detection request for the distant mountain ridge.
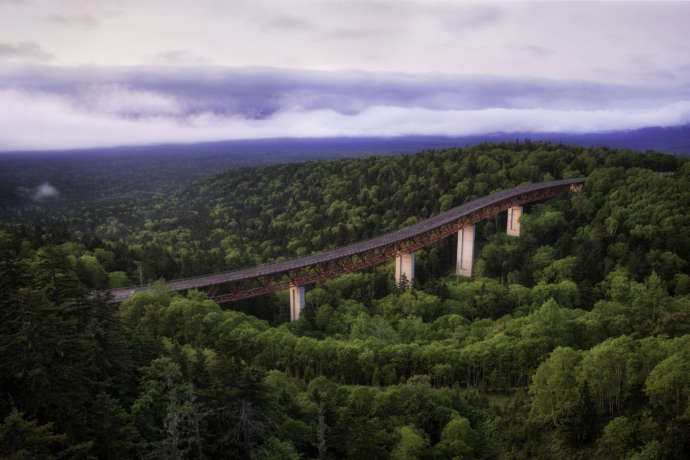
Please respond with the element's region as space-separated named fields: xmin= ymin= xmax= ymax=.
xmin=1 ymin=124 xmax=687 ymax=217
xmin=3 ymin=124 xmax=690 ymax=158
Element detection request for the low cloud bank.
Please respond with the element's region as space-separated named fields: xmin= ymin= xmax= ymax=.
xmin=1 ymin=67 xmax=689 ymax=151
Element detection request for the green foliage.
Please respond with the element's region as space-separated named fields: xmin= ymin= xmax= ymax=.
xmin=529 ymin=347 xmax=583 ymax=427
xmin=645 ymin=349 xmax=690 ymax=417
xmin=108 ymin=271 xmax=130 ymax=288
xmin=391 ymin=425 xmax=429 ymax=460
xmin=0 ymin=412 xmax=92 ymax=460
xmin=251 ymin=437 xmax=300 ymax=460
xmin=350 ymin=313 xmax=399 ymax=343
xmin=596 ymin=416 xmax=634 ymax=459
xmin=0 ymin=142 xmax=688 ymax=458
xmin=436 ymin=416 xmax=477 ymax=458
xmin=578 ymin=336 xmax=635 ymax=416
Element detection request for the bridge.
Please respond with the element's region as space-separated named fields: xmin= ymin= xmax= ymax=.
xmin=109 ymin=177 xmax=586 ymax=320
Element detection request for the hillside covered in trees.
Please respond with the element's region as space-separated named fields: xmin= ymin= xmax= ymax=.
xmin=1 ymin=141 xmax=689 ymax=459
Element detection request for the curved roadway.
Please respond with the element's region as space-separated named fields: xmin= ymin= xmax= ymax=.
xmin=109 ymin=177 xmax=585 ymax=302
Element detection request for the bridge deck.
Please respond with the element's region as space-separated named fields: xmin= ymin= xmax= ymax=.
xmin=109 ymin=177 xmax=585 ymax=302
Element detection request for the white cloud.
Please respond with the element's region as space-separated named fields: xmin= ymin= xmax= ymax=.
xmin=77 ymin=84 xmax=182 ymax=116
xmin=1 ymin=88 xmax=689 ymax=151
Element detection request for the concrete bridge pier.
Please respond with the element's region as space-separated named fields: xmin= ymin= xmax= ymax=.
xmin=395 ymin=252 xmax=415 ymax=289
xmin=289 ymin=285 xmax=305 ymax=321
xmin=507 ymin=206 xmax=523 ymax=236
xmin=456 ymin=224 xmax=475 ymax=277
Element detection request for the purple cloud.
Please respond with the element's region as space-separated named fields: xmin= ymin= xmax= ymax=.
xmin=441 ymin=4 xmax=503 ymax=29
xmin=265 ymin=15 xmax=315 ymax=32
xmin=4 ymin=66 xmax=689 ymax=116
xmin=0 ymin=42 xmax=53 ymax=61
xmin=155 ymin=50 xmax=212 ymax=65
xmin=45 ymin=13 xmax=99 ymax=28
xmin=0 ymin=66 xmax=688 ymax=150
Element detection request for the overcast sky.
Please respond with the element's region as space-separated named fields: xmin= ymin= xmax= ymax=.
xmin=1 ymin=0 xmax=689 ymax=150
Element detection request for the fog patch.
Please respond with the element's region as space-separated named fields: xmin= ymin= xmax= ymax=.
xmin=33 ymin=182 xmax=59 ymax=200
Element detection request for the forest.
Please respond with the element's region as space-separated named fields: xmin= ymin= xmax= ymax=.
xmin=1 ymin=140 xmax=689 ymax=459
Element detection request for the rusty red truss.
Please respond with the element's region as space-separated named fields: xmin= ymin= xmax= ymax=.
xmin=207 ymin=183 xmax=574 ymax=303
xmin=107 ymin=178 xmax=585 ymax=304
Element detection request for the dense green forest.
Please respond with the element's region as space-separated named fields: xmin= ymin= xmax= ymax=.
xmin=1 ymin=141 xmax=689 ymax=459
